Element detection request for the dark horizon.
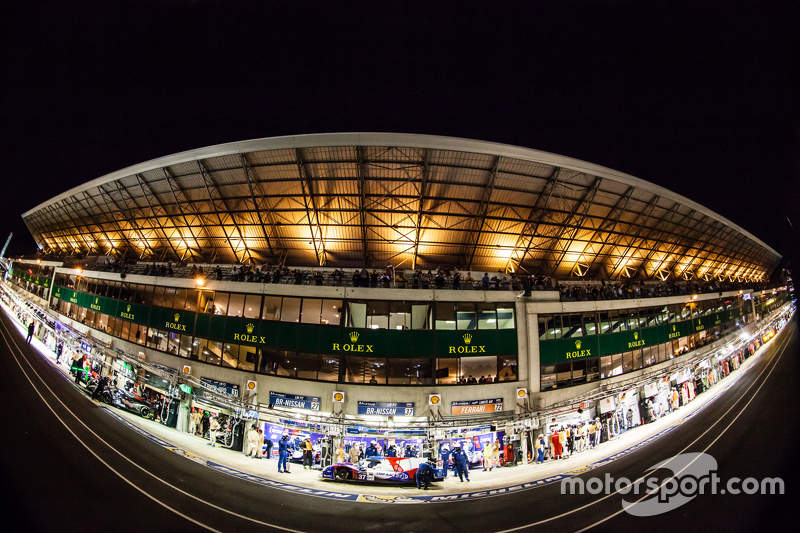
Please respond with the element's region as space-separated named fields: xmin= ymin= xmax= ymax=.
xmin=2 ymin=1 xmax=797 ymax=276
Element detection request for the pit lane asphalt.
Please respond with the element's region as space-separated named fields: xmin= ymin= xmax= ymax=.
xmin=0 ymin=306 xmax=795 ymax=532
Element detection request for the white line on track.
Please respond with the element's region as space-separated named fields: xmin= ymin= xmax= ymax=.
xmin=494 ymin=319 xmax=793 ymax=533
xmin=0 ymin=315 xmax=306 ymax=533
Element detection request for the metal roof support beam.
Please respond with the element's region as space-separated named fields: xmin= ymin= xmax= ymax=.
xmin=582 ymin=186 xmax=635 ymax=278
xmin=547 ymin=177 xmax=603 ymax=276
xmin=79 ymin=190 xmax=137 ymax=256
xmin=295 ymin=148 xmax=327 ymax=266
xmin=466 ymin=156 xmax=500 ymax=270
xmin=240 ymin=153 xmax=276 ymax=258
xmin=159 ymin=167 xmax=207 ymax=262
xmin=607 ymin=194 xmax=661 ymax=278
xmin=412 ymin=150 xmax=431 ymax=270
xmin=504 ymin=168 xmax=562 ymax=274
xmin=357 ymin=146 xmax=370 ymax=267
xmin=96 ymin=183 xmax=154 ymax=258
xmin=670 ymin=213 xmax=715 ymax=278
xmin=628 ymin=201 xmax=682 ymax=279
xmin=196 ymin=159 xmax=250 ymax=264
xmin=134 ymin=174 xmax=182 ymax=261
xmin=48 ymin=200 xmax=92 ymax=254
xmin=109 ymin=180 xmax=162 ymax=260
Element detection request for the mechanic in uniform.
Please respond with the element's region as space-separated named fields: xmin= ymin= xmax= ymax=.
xmin=453 ymin=444 xmax=470 ymax=482
xmin=365 ymin=441 xmax=378 ymax=458
xmin=439 ymin=443 xmax=453 ymax=478
xmin=416 ymin=460 xmax=435 ymax=490
xmin=278 ymin=434 xmax=290 ymax=473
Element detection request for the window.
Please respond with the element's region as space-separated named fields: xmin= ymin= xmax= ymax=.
xmin=437 ymin=358 xmax=459 ymax=384
xmin=435 ymin=302 xmax=456 ymax=330
xmin=585 ymin=357 xmax=600 ymax=382
xmin=498 ymin=355 xmax=517 ymax=381
xmin=456 ymin=303 xmax=476 ymax=330
xmin=556 ymin=362 xmax=571 ymax=388
xmin=162 ymin=288 xmax=176 ymax=309
xmin=600 ymin=356 xmax=612 ymax=379
xmin=227 ymin=293 xmax=245 ymax=317
xmin=584 ymin=312 xmax=597 ymax=335
xmin=564 ymin=314 xmax=584 ymax=338
xmin=238 ymin=345 xmax=257 ymax=371
xmin=387 ymin=358 xmax=411 ymax=384
xmin=242 ymin=294 xmax=261 ymax=318
xmin=412 ymin=304 xmax=431 ymax=329
xmin=366 ymin=301 xmax=389 ymax=329
xmin=301 ymin=298 xmax=322 ymax=324
xmin=572 ymin=359 xmax=587 ymax=385
xmin=151 ymin=287 xmax=166 ymax=308
xmin=477 ymin=303 xmax=497 ymax=330
xmin=497 ymin=307 xmax=515 ymax=329
xmin=318 ymin=354 xmax=339 ymax=381
xmin=346 ymin=301 xmax=366 ymax=328
xmin=312 ymin=299 xmax=340 ymax=327
xmin=172 ymin=288 xmax=187 ymax=310
xmin=622 ymin=351 xmax=633 ymax=373
xmin=221 ymin=343 xmax=239 ymax=368
xmin=213 ymin=292 xmax=229 ymax=315
xmin=280 ymin=297 xmax=301 ymax=323
xmin=262 ymin=296 xmax=281 ymax=320
xmin=541 ymin=365 xmax=556 ymax=391
xmin=462 ymin=356 xmax=498 ymax=383
xmin=389 ymin=301 xmax=412 ymax=330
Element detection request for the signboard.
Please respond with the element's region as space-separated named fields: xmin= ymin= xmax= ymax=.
xmin=269 ymin=391 xmax=321 ymax=411
xmin=357 ymin=401 xmax=415 ymax=416
xmin=451 ymin=398 xmax=503 ymax=415
xmin=643 ymin=382 xmax=660 ymax=398
xmin=599 ymin=396 xmax=616 ymax=414
xmin=200 ymin=377 xmax=240 ymax=397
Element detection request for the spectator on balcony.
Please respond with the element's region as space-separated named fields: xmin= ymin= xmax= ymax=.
xmin=314 ymin=271 xmax=323 ymax=286
xmin=421 ymin=271 xmax=431 ymax=289
xmin=360 ymin=267 xmax=369 ymax=287
xmin=435 ymin=271 xmax=445 ymax=290
xmin=395 ymin=271 xmax=407 ymax=288
xmin=333 ymin=269 xmax=342 ymax=286
xmin=464 ymin=272 xmax=474 ymax=289
xmin=452 ymin=271 xmax=461 ymax=290
xmin=370 ymin=270 xmax=378 ymax=288
xmin=412 ymin=270 xmax=420 ymax=289
xmin=481 ymin=273 xmax=490 ymax=288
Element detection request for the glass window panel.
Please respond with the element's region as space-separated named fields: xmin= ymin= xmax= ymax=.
xmin=572 ymin=359 xmax=587 ymax=385
xmin=456 ymin=303 xmax=476 ymax=330
xmin=626 ymin=310 xmax=638 ymax=330
xmin=261 ymin=296 xmax=282 ymax=320
xmin=412 ymin=304 xmax=431 ymax=330
xmin=206 ymin=340 xmax=224 ymax=365
xmin=364 ymin=357 xmax=386 ymax=384
xmin=195 ymin=339 xmax=209 ymax=362
xmin=387 ymin=358 xmax=411 ymax=384
xmin=409 ymin=358 xmax=434 ymax=385
xmin=437 ymin=358 xmax=459 ymax=384
xmin=227 ymin=293 xmax=245 ymax=317
xmin=584 ymin=312 xmax=597 ymax=335
xmin=322 ymin=299 xmax=343 ymax=326
xmin=585 ymin=357 xmax=600 ymax=382
xmin=179 ymin=335 xmax=192 ymax=359
xmin=301 ymin=298 xmax=322 ymax=324
xmin=477 ymin=303 xmax=497 ymax=330
xmin=243 ymin=294 xmax=261 ymax=319
xmin=318 ymin=354 xmax=339 ymax=381
xmin=140 ymin=285 xmax=154 ymax=306
xmin=461 ymin=355 xmax=498 ymax=383
xmin=151 ymin=287 xmax=166 ymax=308
xmin=184 ymin=290 xmax=200 ymax=312
xmin=388 ymin=301 xmax=412 ymax=330
xmin=162 ymin=288 xmax=176 ymax=309
xmin=564 ymin=314 xmax=584 ymax=338
xmin=238 ymin=345 xmax=257 ymax=371
xmin=212 ymin=292 xmax=229 ymax=315
xmin=435 ymin=302 xmax=456 ymax=330
xmin=498 ymin=355 xmax=517 ymax=381
xmin=633 ymin=348 xmax=643 ymax=369
xmin=538 ymin=315 xmax=549 ymax=340
xmin=257 ymin=347 xmax=279 ymax=374
xmin=541 ymin=369 xmax=556 ymax=391
xmin=600 ymin=355 xmax=612 ymax=379
xmin=556 ymin=362 xmax=572 ymax=388
xmin=346 ymin=301 xmax=366 ymax=328
xmin=342 ymin=354 xmax=366 ymax=383
xmin=622 ymin=351 xmax=633 ymax=374
xmin=638 ymin=309 xmax=648 ymax=329
xmin=173 ymin=288 xmax=187 ymax=310
xmin=221 ymin=343 xmax=239 ymax=368
xmin=611 ymin=353 xmax=623 ymax=376
xmin=366 ymin=301 xmax=389 ymax=329
xmin=166 ymin=332 xmax=180 ymax=355
xmin=497 ymin=307 xmax=515 ymax=329
xmin=280 ymin=297 xmax=301 ymax=323
xmin=120 ymin=320 xmax=131 ymax=340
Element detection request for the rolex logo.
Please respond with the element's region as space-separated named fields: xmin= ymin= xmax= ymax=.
xmin=463 ymin=333 xmax=472 ymax=345
xmin=575 ymin=339 xmax=582 ymax=350
xmin=673 ymin=325 xmax=676 ymax=331
xmin=174 ymin=313 xmax=180 ymax=322
xmin=349 ymin=331 xmax=359 ymax=343
xmin=246 ymin=323 xmax=255 ymax=334
xmin=634 ymin=331 xmax=639 ymax=340
xmin=95 ymin=297 xmax=99 ymax=304
xmin=127 ymin=305 xmax=131 ymax=312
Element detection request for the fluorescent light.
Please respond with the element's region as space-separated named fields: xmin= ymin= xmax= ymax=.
xmin=487 ymin=319 xmax=496 ymax=323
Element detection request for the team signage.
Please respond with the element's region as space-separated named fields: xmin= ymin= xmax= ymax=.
xmin=451 ymin=398 xmax=503 ymax=415
xmin=357 ymin=401 xmax=415 ymax=416
xmin=626 ymin=331 xmax=646 ymax=350
xmin=269 ymin=391 xmax=321 ymax=411
xmin=165 ymin=312 xmax=187 ymax=332
xmin=119 ymin=303 xmax=136 ymax=321
xmin=566 ymin=338 xmax=593 ymax=359
xmin=200 ymin=377 xmax=240 ymax=397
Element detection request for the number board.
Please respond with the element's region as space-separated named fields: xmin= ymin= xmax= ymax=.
xmin=357 ymin=401 xmax=415 ymax=416
xmin=269 ymin=391 xmax=321 ymax=411
xmin=451 ymin=398 xmax=504 ymax=415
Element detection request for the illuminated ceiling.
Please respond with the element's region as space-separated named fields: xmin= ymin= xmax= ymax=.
xmin=22 ymin=134 xmax=781 ymax=281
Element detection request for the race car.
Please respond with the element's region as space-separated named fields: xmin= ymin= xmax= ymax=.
xmin=321 ymin=456 xmax=444 ymax=484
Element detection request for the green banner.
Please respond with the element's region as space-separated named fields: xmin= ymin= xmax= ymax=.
xmin=540 ymin=335 xmax=600 ymax=365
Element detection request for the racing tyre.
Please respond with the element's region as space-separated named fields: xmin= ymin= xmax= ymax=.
xmin=335 ymin=468 xmax=352 ymax=481
xmin=140 ymin=406 xmax=151 ymax=419
xmin=101 ymin=391 xmax=113 ymax=404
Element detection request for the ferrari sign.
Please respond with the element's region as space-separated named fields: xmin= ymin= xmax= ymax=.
xmin=451 ymin=398 xmax=503 ymax=415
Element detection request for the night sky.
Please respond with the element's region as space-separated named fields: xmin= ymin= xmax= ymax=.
xmin=1 ymin=1 xmax=797 ymax=277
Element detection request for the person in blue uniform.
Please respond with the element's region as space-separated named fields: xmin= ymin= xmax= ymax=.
xmin=439 ymin=443 xmax=453 ymax=478
xmin=404 ymin=445 xmax=414 ymax=458
xmin=278 ymin=434 xmax=290 ymax=473
xmin=453 ymin=444 xmax=470 ymax=482
xmin=365 ymin=441 xmax=378 ymax=458
xmin=387 ymin=444 xmax=397 ymax=457
xmin=416 ymin=460 xmax=435 ymax=490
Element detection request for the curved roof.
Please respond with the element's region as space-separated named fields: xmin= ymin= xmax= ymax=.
xmin=22 ymin=133 xmax=781 ymax=281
